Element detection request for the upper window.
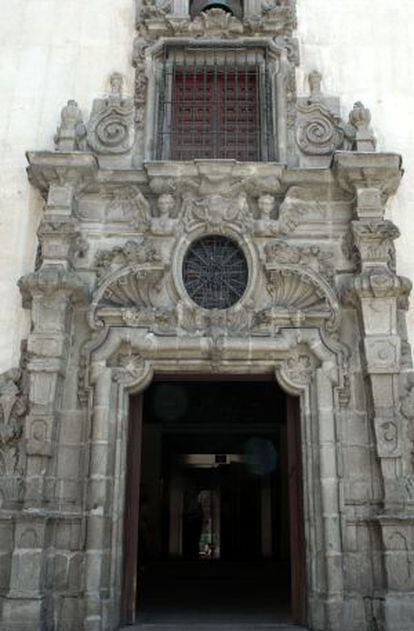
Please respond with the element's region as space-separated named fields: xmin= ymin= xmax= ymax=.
xmin=156 ymin=45 xmax=275 ymax=162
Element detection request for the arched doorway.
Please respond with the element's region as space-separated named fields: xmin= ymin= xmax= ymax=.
xmin=122 ymin=376 xmax=306 ymax=627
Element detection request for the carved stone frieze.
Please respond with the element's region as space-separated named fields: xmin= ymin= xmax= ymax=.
xmin=181 ymin=191 xmax=253 ymax=233
xmin=137 ymin=3 xmax=296 ymax=41
xmin=177 ymin=301 xmax=252 ymax=337
xmin=121 ymin=306 xmax=177 ymax=330
xmin=87 ymin=73 xmax=134 ymax=155
xmin=140 ymin=0 xmax=171 ymax=20
xmin=95 ymin=238 xmax=160 ymax=280
xmin=264 ymin=239 xmax=334 ymax=277
xmin=105 ymin=186 xmax=151 ymax=231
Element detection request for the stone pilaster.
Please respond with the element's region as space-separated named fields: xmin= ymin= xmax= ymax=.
xmin=335 ymin=152 xmax=414 ymax=630
xmin=2 ymin=185 xmax=88 ymax=628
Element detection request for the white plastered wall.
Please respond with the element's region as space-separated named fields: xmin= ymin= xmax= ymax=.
xmin=0 ymin=0 xmax=135 ymax=372
xmin=297 ymin=0 xmax=414 ymax=352
xmin=0 ymin=0 xmax=413 ymax=372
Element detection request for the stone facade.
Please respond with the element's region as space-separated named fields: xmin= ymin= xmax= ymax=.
xmin=0 ymin=1 xmax=414 ymax=630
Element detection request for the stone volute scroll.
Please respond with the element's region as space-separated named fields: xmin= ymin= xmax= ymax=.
xmin=87 ymin=72 xmax=135 ymax=155
xmin=296 ymin=71 xmax=356 ymax=166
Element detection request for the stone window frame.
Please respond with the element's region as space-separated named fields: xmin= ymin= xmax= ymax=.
xmin=143 ymin=37 xmax=290 ymax=163
xmin=171 ymin=224 xmax=258 ymax=313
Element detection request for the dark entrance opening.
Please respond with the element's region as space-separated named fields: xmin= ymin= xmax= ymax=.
xmin=122 ymin=378 xmax=306 ymax=627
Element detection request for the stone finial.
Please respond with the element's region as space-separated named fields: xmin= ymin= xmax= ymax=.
xmin=349 ymin=101 xmax=376 ymax=151
xmin=308 ymin=70 xmax=322 ymax=101
xmin=54 ymin=100 xmax=86 ymax=151
xmin=110 ymin=72 xmax=124 ymax=98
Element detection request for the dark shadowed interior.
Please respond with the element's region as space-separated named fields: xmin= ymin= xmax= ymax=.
xmin=134 ymin=380 xmax=294 ymax=625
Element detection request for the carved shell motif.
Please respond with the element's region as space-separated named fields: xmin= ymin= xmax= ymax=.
xmin=101 ymin=267 xmax=165 ymax=308
xmin=267 ymin=269 xmax=327 ymax=309
xmin=265 ymin=267 xmax=339 ymax=330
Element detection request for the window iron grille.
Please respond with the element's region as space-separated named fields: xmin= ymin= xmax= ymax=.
xmin=156 ymin=45 xmax=275 ymax=162
xmin=182 ymin=235 xmax=248 ymax=309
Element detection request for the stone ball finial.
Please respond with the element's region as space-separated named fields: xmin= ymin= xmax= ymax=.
xmin=60 ymin=100 xmax=83 ymax=127
xmin=349 ymin=101 xmax=371 ymax=129
xmin=349 ymin=102 xmax=376 ymax=151
xmin=308 ymin=70 xmax=322 ymax=99
xmin=110 ymin=72 xmax=124 ymax=95
xmin=54 ymin=100 xmax=85 ymax=151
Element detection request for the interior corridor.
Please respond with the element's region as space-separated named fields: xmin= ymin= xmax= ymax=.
xmin=122 ymin=379 xmax=306 ymax=629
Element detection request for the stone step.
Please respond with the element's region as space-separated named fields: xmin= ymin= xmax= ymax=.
xmin=121 ymin=625 xmax=306 ymax=630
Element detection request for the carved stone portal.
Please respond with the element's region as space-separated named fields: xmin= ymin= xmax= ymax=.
xmin=0 ymin=3 xmax=413 ymax=631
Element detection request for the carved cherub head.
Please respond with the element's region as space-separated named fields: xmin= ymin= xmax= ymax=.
xmin=157 ymin=193 xmax=175 ymax=217
xmin=258 ymin=194 xmax=275 ymax=219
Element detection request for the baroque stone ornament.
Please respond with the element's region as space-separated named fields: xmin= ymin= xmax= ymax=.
xmin=110 ymin=350 xmax=154 ymax=390
xmin=54 ymin=100 xmax=86 ymax=151
xmin=280 ymin=349 xmax=316 ymax=388
xmin=264 ymin=240 xmax=334 ymax=276
xmin=95 ymin=238 xmax=160 ymax=280
xmin=105 ymin=186 xmax=151 ymax=231
xmin=90 ymin=239 xmax=165 ymax=329
xmin=264 ymin=264 xmax=340 ymax=331
xmin=140 ymin=0 xmax=171 ymax=19
xmin=296 ymin=71 xmax=355 ymax=157
xmin=151 ymin=194 xmax=177 ymax=235
xmin=349 ymin=101 xmax=376 ymax=151
xmin=176 ymin=301 xmax=251 ymax=337
xmin=0 ymin=368 xmax=27 ymax=445
xmin=0 ymin=367 xmax=27 ymax=507
xmin=132 ymin=37 xmax=149 ymax=130
xmin=87 ymin=73 xmax=134 ymax=155
xmin=181 ymin=192 xmax=253 ymax=233
xmin=6 ymin=1 xmax=414 ymax=628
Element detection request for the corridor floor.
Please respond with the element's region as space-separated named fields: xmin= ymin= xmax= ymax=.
xmin=122 ymin=560 xmax=306 ymax=630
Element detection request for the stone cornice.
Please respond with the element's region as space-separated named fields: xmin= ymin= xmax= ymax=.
xmin=332 ymin=151 xmax=403 ymax=202
xmin=26 ymin=151 xmax=99 ymax=198
xmin=25 ymin=152 xmax=404 ymax=202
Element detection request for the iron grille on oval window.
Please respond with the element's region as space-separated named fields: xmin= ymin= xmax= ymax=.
xmin=182 ymin=235 xmax=248 ymax=309
xmin=156 ymin=45 xmax=275 ymax=161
